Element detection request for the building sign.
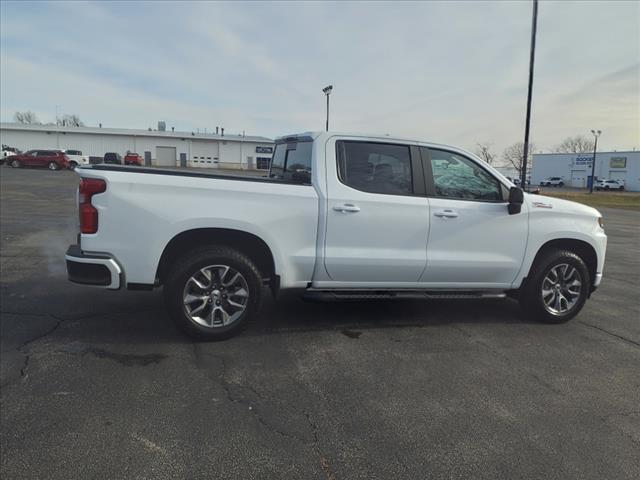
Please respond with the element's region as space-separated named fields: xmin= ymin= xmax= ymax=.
xmin=574 ymin=155 xmax=593 ymax=166
xmin=256 ymin=146 xmax=273 ymax=154
xmin=610 ymin=157 xmax=627 ymax=168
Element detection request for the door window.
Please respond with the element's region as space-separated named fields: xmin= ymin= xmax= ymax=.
xmin=336 ymin=141 xmax=413 ymax=195
xmin=269 ymin=141 xmax=312 ymax=183
xmin=426 ymin=148 xmax=503 ymax=201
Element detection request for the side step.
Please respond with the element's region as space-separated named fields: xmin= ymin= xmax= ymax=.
xmin=303 ymin=289 xmax=506 ymax=302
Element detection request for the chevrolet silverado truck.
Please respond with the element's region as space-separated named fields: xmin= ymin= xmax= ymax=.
xmin=66 ymin=132 xmax=607 ymax=340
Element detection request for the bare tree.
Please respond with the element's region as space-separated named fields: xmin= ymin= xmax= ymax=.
xmin=553 ymin=135 xmax=595 ymax=153
xmin=474 ymin=142 xmax=496 ymax=165
xmin=60 ymin=114 xmax=84 ymax=127
xmin=13 ymin=110 xmax=40 ymax=124
xmin=502 ymin=141 xmax=535 ymax=176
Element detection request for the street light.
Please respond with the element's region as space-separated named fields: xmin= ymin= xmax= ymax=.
xmin=322 ymin=85 xmax=333 ymax=131
xmin=589 ymin=129 xmax=601 ymax=193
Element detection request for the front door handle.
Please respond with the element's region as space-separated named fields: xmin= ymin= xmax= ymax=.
xmin=333 ymin=203 xmax=361 ymax=213
xmin=434 ymin=209 xmax=458 ymax=218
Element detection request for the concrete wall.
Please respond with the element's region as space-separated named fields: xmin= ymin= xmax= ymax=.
xmin=0 ymin=128 xmax=273 ymax=169
xmin=531 ymin=152 xmax=640 ymax=191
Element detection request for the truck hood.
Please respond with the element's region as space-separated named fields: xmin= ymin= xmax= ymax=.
xmin=526 ymin=194 xmax=601 ymax=218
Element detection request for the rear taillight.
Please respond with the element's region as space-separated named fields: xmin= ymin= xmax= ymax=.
xmin=79 ymin=178 xmax=106 ymax=234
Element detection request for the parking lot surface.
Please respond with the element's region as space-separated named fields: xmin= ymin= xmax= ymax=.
xmin=1 ymin=166 xmax=639 ymax=479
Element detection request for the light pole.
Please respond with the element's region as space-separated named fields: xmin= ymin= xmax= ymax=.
xmin=589 ymin=129 xmax=601 ymax=193
xmin=520 ymin=0 xmax=538 ymax=189
xmin=322 ymin=85 xmax=333 ymax=131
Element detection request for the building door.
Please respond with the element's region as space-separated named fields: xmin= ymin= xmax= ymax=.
xmin=156 ymin=146 xmax=176 ymax=166
xmin=571 ymin=170 xmax=586 ymax=188
xmin=180 ymin=153 xmax=187 ymax=167
xmin=609 ymin=171 xmax=626 ymax=182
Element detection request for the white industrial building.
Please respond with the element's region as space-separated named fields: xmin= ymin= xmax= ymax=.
xmin=0 ymin=123 xmax=274 ymax=170
xmin=532 ymin=151 xmax=640 ymax=191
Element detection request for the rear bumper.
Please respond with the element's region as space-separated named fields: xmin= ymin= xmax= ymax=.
xmin=65 ymin=244 xmax=122 ymax=289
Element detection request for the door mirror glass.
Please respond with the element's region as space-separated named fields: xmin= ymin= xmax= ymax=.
xmin=508 ymin=186 xmax=524 ymax=214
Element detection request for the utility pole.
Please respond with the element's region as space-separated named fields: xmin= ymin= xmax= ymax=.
xmin=520 ymin=0 xmax=538 ymax=189
xmin=322 ymin=85 xmax=333 ymax=131
xmin=589 ymin=130 xmax=601 ymax=193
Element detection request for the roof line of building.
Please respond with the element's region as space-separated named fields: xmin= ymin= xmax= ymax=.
xmin=0 ymin=122 xmax=273 ymax=143
xmin=533 ymin=151 xmax=637 ymax=155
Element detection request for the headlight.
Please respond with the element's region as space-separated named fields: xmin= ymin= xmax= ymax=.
xmin=598 ymin=216 xmax=604 ymax=229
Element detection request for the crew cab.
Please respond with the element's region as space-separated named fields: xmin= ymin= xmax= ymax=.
xmin=66 ymin=132 xmax=607 ymax=340
xmin=9 ymin=149 xmax=70 ymax=170
xmin=595 ymin=179 xmax=624 ymax=191
xmin=63 ymin=149 xmax=90 ymax=170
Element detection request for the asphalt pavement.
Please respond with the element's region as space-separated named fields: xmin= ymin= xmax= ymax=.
xmin=1 ymin=166 xmax=639 ymax=479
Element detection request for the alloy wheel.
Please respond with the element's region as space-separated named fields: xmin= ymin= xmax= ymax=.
xmin=182 ymin=265 xmax=249 ymax=328
xmin=541 ymin=263 xmax=582 ymax=315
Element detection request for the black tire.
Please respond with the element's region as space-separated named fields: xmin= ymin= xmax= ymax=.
xmin=69 ymin=161 xmax=78 ymax=170
xmin=558 ymin=182 xmax=564 ymax=187
xmin=164 ymin=246 xmax=262 ymax=340
xmin=604 ymin=185 xmax=610 ymax=191
xmin=10 ymin=159 xmax=21 ymax=168
xmin=619 ymin=186 xmax=624 ymax=191
xmin=520 ymin=249 xmax=590 ymax=324
xmin=48 ymin=161 xmax=59 ymax=171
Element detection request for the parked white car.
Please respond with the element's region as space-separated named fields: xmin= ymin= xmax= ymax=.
xmin=66 ymin=131 xmax=607 ymax=340
xmin=63 ymin=149 xmax=90 ymax=170
xmin=595 ymin=179 xmax=624 ymax=191
xmin=540 ymin=177 xmax=565 ymax=187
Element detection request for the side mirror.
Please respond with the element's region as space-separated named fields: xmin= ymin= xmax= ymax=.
xmin=508 ymin=186 xmax=524 ymax=215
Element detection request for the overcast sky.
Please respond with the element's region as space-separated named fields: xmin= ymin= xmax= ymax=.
xmin=1 ymin=0 xmax=638 ymax=157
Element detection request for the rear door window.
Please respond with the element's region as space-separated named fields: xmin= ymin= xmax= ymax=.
xmin=336 ymin=141 xmax=413 ymax=196
xmin=269 ymin=141 xmax=312 ymax=183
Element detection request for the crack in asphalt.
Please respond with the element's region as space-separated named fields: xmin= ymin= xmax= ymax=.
xmin=191 ymin=343 xmax=322 ymax=448
xmin=578 ymin=321 xmax=640 ymax=348
xmin=0 ymin=312 xmax=63 ymax=390
xmin=451 ymin=324 xmax=565 ymax=396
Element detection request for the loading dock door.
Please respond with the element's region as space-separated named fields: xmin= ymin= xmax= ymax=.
xmin=156 ymin=146 xmax=176 ymax=166
xmin=609 ymin=171 xmax=626 ymax=182
xmin=571 ymin=170 xmax=586 ymax=188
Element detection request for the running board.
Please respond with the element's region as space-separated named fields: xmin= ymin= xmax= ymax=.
xmin=303 ymin=289 xmax=506 ymax=302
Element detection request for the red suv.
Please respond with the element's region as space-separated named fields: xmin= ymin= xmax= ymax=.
xmin=124 ymin=152 xmax=143 ymax=166
xmin=9 ymin=150 xmax=70 ymax=171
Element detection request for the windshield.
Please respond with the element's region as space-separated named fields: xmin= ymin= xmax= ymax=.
xmin=268 ymin=141 xmax=312 ymax=183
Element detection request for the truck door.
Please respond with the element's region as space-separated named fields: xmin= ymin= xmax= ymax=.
xmin=420 ymin=147 xmax=528 ymax=288
xmin=323 ymin=139 xmax=429 ymax=283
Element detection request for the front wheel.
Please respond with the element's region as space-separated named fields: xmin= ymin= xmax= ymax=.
xmin=520 ymin=249 xmax=590 ymax=324
xmin=164 ymin=246 xmax=262 ymax=340
xmin=558 ymin=182 xmax=564 ymax=187
xmin=604 ymin=186 xmax=610 ymax=190
xmin=10 ymin=159 xmax=21 ymax=168
xmin=68 ymin=161 xmax=78 ymax=170
xmin=48 ymin=161 xmax=59 ymax=171
xmin=619 ymin=186 xmax=624 ymax=191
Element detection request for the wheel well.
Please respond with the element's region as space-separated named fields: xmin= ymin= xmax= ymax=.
xmin=532 ymin=239 xmax=597 ymax=283
xmin=156 ymin=228 xmax=276 ymax=285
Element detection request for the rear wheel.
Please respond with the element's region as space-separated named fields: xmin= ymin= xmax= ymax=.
xmin=520 ymin=249 xmax=590 ymax=324
xmin=69 ymin=161 xmax=78 ymax=170
xmin=164 ymin=246 xmax=262 ymax=340
xmin=558 ymin=182 xmax=564 ymax=187
xmin=48 ymin=161 xmax=59 ymax=171
xmin=604 ymin=185 xmax=610 ymax=190
xmin=619 ymin=186 xmax=624 ymax=191
xmin=10 ymin=159 xmax=21 ymax=168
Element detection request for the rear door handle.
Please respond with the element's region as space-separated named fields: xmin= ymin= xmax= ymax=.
xmin=434 ymin=209 xmax=458 ymax=218
xmin=333 ymin=203 xmax=361 ymax=213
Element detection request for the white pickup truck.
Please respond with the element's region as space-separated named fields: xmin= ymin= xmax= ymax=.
xmin=66 ymin=132 xmax=607 ymax=339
